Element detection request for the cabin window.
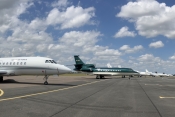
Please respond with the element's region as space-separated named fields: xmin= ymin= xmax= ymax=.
xmin=10 ymin=62 xmax=12 ymax=65
xmin=6 ymin=62 xmax=8 ymax=65
xmin=3 ymin=63 xmax=5 ymax=65
xmin=24 ymin=62 xmax=26 ymax=65
xmin=20 ymin=62 xmax=23 ymax=65
xmin=17 ymin=62 xmax=19 ymax=65
xmin=13 ymin=62 xmax=15 ymax=65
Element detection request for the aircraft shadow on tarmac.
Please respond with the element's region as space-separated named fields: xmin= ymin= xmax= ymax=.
xmin=1 ymin=79 xmax=76 ymax=86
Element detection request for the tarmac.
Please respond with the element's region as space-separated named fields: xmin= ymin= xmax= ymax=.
xmin=1 ymin=75 xmax=175 ymax=117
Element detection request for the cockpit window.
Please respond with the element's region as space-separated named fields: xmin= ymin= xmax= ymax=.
xmin=49 ymin=60 xmax=53 ymax=63
xmin=45 ymin=60 xmax=50 ymax=63
xmin=45 ymin=60 xmax=57 ymax=64
xmin=52 ymin=60 xmax=57 ymax=64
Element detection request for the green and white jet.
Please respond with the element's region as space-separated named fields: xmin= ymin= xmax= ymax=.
xmin=74 ymin=55 xmax=139 ymax=79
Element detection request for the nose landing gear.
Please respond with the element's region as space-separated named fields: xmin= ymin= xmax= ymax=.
xmin=43 ymin=75 xmax=49 ymax=85
xmin=0 ymin=76 xmax=3 ymax=82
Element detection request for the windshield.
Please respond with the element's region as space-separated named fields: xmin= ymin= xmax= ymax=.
xmin=45 ymin=60 xmax=57 ymax=64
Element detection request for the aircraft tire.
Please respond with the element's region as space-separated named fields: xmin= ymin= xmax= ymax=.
xmin=44 ymin=81 xmax=48 ymax=85
xmin=0 ymin=76 xmax=3 ymax=82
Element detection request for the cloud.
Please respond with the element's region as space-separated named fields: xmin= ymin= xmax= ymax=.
xmin=134 ymin=53 xmax=175 ymax=73
xmin=46 ymin=6 xmax=95 ymax=29
xmin=0 ymin=0 xmax=33 ymax=33
xmin=114 ymin=26 xmax=136 ymax=38
xmin=51 ymin=0 xmax=70 ymax=8
xmin=138 ymin=54 xmax=159 ymax=62
xmin=94 ymin=49 xmax=121 ymax=56
xmin=120 ymin=45 xmax=143 ymax=53
xmin=149 ymin=41 xmax=164 ymax=48
xmin=45 ymin=30 xmax=123 ymax=65
xmin=0 ymin=1 xmax=98 ymax=59
xmin=117 ymin=0 xmax=175 ymax=39
xmin=169 ymin=54 xmax=175 ymax=60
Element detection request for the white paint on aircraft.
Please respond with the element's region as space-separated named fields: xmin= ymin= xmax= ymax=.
xmin=0 ymin=57 xmax=71 ymax=84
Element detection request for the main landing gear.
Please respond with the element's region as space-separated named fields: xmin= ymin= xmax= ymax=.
xmin=96 ymin=75 xmax=104 ymax=79
xmin=0 ymin=76 xmax=3 ymax=82
xmin=43 ymin=75 xmax=49 ymax=85
xmin=129 ymin=75 xmax=131 ymax=80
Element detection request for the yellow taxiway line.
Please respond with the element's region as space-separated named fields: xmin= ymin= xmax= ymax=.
xmin=0 ymin=89 xmax=4 ymax=97
xmin=0 ymin=79 xmax=108 ymax=102
xmin=160 ymin=96 xmax=175 ymax=99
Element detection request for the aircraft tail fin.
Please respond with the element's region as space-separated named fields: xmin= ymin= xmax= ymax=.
xmin=74 ymin=55 xmax=84 ymax=65
xmin=74 ymin=55 xmax=84 ymax=71
xmin=146 ymin=69 xmax=149 ymax=72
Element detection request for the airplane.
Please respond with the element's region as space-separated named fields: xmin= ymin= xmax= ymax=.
xmin=145 ymin=69 xmax=159 ymax=77
xmin=135 ymin=69 xmax=151 ymax=77
xmin=73 ymin=55 xmax=138 ymax=79
xmin=0 ymin=57 xmax=72 ymax=85
xmin=154 ymin=72 xmax=169 ymax=77
xmin=144 ymin=69 xmax=172 ymax=77
xmin=144 ymin=69 xmax=171 ymax=77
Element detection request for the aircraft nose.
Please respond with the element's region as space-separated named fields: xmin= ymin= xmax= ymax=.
xmin=62 ymin=66 xmax=72 ymax=73
xmin=65 ymin=66 xmax=72 ymax=72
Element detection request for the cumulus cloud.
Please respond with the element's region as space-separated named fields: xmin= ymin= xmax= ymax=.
xmin=149 ymin=41 xmax=164 ymax=48
xmin=46 ymin=30 xmax=123 ymax=65
xmin=134 ymin=53 xmax=175 ymax=73
xmin=95 ymin=49 xmax=121 ymax=56
xmin=0 ymin=0 xmax=33 ymax=33
xmin=51 ymin=0 xmax=70 ymax=8
xmin=114 ymin=26 xmax=136 ymax=38
xmin=117 ymin=0 xmax=175 ymax=39
xmin=169 ymin=54 xmax=175 ymax=60
xmin=46 ymin=6 xmax=95 ymax=29
xmin=138 ymin=54 xmax=159 ymax=62
xmin=120 ymin=45 xmax=143 ymax=53
xmin=0 ymin=0 xmax=98 ymax=59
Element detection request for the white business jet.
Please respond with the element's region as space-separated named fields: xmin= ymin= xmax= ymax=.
xmin=0 ymin=57 xmax=71 ymax=85
xmin=135 ymin=69 xmax=151 ymax=77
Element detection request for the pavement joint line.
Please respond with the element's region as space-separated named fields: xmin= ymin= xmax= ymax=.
xmin=50 ymin=78 xmax=117 ymax=117
xmin=138 ymin=80 xmax=162 ymax=117
xmin=0 ymin=89 xmax=4 ymax=97
xmin=145 ymin=84 xmax=175 ymax=87
xmin=0 ymin=79 xmax=109 ymax=102
xmin=160 ymin=96 xmax=175 ymax=99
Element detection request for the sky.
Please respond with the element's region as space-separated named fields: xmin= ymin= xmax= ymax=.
xmin=0 ymin=0 xmax=175 ymax=73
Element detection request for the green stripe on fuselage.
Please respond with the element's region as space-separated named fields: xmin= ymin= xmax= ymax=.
xmin=92 ymin=68 xmax=137 ymax=73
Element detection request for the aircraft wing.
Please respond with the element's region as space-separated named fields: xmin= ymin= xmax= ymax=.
xmin=0 ymin=71 xmax=7 ymax=75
